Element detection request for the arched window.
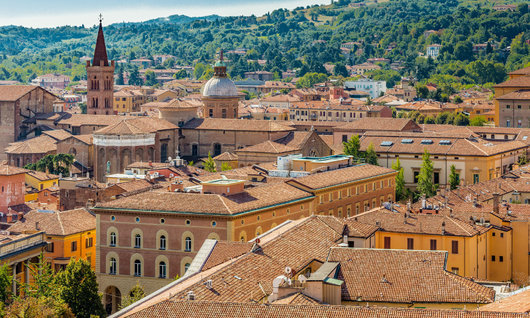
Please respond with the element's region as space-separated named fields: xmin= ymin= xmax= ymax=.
xmin=134 ymin=234 xmax=141 ymax=248
xmin=159 ymin=235 xmax=166 ymax=250
xmin=185 ymin=237 xmax=192 ymax=252
xmin=184 ymin=263 xmax=191 ymax=273
xmin=110 ymin=232 xmax=117 ymax=247
xmin=109 ymin=258 xmax=117 ymax=275
xmin=159 ymin=262 xmax=167 ymax=279
xmin=134 ymin=260 xmax=142 ymax=277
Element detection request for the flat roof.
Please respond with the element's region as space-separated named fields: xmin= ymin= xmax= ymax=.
xmin=295 ymin=155 xmax=352 ymax=163
xmin=202 ymin=178 xmax=245 ymax=185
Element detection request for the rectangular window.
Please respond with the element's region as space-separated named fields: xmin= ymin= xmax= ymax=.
xmin=407 ymin=238 xmax=414 ymax=250
xmin=452 ymin=240 xmax=458 ymax=254
xmin=342 ymin=135 xmax=348 ymax=142
xmin=473 ymin=174 xmax=480 ymax=184
xmin=86 ymin=237 xmax=93 ymax=248
xmin=491 ymin=255 xmax=496 ymax=261
xmin=384 ymin=237 xmax=391 ymax=249
xmin=500 ymin=256 xmax=504 ymax=262
xmin=413 ymin=171 xmax=419 ymax=183
xmin=451 ymin=267 xmax=459 ymax=275
xmin=434 ymin=172 xmax=440 ymax=184
xmin=430 ymin=239 xmax=437 ymax=250
xmin=71 ymin=241 xmax=77 ymax=252
xmin=46 ymin=242 xmax=54 ymax=253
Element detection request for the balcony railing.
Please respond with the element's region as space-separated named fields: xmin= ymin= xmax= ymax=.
xmin=0 ymin=232 xmax=46 ymax=259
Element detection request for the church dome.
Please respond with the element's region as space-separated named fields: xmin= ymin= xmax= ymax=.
xmin=202 ymin=76 xmax=238 ymax=98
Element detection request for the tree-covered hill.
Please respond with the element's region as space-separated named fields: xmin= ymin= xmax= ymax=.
xmin=0 ymin=0 xmax=528 ymax=88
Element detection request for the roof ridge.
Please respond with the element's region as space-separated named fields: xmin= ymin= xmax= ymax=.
xmin=56 ymin=211 xmax=66 ymax=235
xmin=445 ymin=215 xmax=475 ymax=236
xmin=444 ymin=271 xmax=494 ymax=303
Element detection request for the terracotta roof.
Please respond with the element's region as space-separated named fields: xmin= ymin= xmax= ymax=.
xmin=125 ymin=300 xmax=526 ymax=318
xmin=0 ymin=85 xmax=40 ymax=102
xmin=113 ymin=179 xmax=154 ymax=193
xmin=118 ymin=216 xmax=498 ymax=317
xmin=328 ymin=247 xmax=495 ymax=304
xmin=480 ymin=288 xmax=530 ymax=313
xmin=127 ymin=162 xmax=170 ymax=169
xmin=237 ymin=140 xmax=299 ymax=154
xmin=271 ymin=292 xmax=322 ymax=305
xmin=508 ymin=66 xmax=530 ymax=76
xmin=5 ymin=135 xmax=57 ymax=155
xmin=42 ymin=129 xmax=72 ymax=141
xmin=353 ymin=207 xmax=487 ymax=237
xmin=213 ymin=152 xmax=238 ymax=161
xmin=274 ymin=131 xmax=313 ymax=149
xmin=95 ymin=182 xmax=312 ymax=215
xmin=497 ymin=90 xmax=530 ymax=100
xmin=288 ymin=164 xmax=396 ymax=190
xmin=202 ymin=241 xmax=253 ymax=271
xmin=69 ymin=134 xmax=93 ymax=145
xmin=0 ymin=163 xmax=27 ymax=176
xmin=8 ymin=208 xmax=95 ymax=236
xmin=182 ymin=118 xmax=294 ymax=132
xmin=95 ymin=118 xmax=177 ymax=135
xmin=334 ymin=118 xmax=420 ymax=132
xmin=58 ymin=114 xmax=126 ymax=127
xmin=494 ymin=76 xmax=530 ymax=88
xmin=25 ymin=170 xmax=59 ymax=181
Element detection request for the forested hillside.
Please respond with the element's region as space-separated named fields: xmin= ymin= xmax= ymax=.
xmin=0 ymin=0 xmax=528 ymax=90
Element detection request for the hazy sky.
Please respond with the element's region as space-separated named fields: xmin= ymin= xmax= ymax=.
xmin=0 ymin=0 xmax=327 ymax=28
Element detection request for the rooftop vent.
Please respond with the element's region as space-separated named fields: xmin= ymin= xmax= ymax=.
xmin=187 ymin=291 xmax=195 ymax=301
xmin=204 ymin=279 xmax=213 ymax=289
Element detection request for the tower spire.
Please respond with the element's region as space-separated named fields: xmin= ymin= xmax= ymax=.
xmin=92 ymin=14 xmax=109 ymax=67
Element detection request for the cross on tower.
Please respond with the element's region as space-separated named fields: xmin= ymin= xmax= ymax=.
xmin=99 ymin=13 xmax=103 ymax=24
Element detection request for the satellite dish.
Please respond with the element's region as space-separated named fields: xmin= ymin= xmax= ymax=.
xmin=298 ymin=274 xmax=307 ymax=283
xmin=284 ymin=266 xmax=292 ymax=275
xmin=272 ymin=275 xmax=287 ymax=288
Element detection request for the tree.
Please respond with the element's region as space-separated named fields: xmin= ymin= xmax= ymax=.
xmin=391 ymin=158 xmax=405 ymax=201
xmin=220 ymin=162 xmax=232 ymax=171
xmin=22 ymin=254 xmax=57 ymax=299
xmin=365 ymin=142 xmax=378 ymax=166
xmin=334 ymin=62 xmax=348 ymax=77
xmin=470 ymin=116 xmax=486 ymax=126
xmin=203 ymin=152 xmax=216 ymax=172
xmin=0 ymin=264 xmax=11 ymax=304
xmin=25 ymin=154 xmax=74 ymax=176
xmin=119 ymin=282 xmax=145 ymax=310
xmin=78 ymin=102 xmax=87 ymax=114
xmin=144 ymin=70 xmax=157 ymax=86
xmin=128 ymin=68 xmax=143 ymax=86
xmin=5 ymin=296 xmax=73 ymax=318
xmin=417 ymin=149 xmax=436 ymax=197
xmin=343 ymin=135 xmax=361 ymax=160
xmin=55 ymin=259 xmax=105 ymax=318
xmin=454 ymin=113 xmax=470 ymax=126
xmin=449 ymin=164 xmax=460 ymax=190
xmin=296 ymin=72 xmax=328 ymax=88
xmin=518 ymin=153 xmax=529 ymax=166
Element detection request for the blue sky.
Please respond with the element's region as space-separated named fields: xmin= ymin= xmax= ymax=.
xmin=0 ymin=0 xmax=327 ymax=27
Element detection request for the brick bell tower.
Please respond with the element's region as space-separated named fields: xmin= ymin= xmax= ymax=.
xmin=86 ymin=15 xmax=115 ymax=115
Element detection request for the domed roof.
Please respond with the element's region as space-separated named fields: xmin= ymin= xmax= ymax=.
xmin=202 ymin=76 xmax=238 ymax=98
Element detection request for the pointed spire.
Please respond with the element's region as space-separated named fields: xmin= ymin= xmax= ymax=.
xmin=92 ymin=15 xmax=109 ymax=67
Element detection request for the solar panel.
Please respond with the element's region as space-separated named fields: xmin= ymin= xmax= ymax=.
xmin=380 ymin=141 xmax=394 ymax=146
xmin=421 ymin=139 xmax=433 ymax=144
xmin=401 ymin=139 xmax=413 ymax=144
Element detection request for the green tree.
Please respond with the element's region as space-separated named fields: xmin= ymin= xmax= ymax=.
xmin=470 ymin=116 xmax=486 ymax=126
xmin=449 ymin=164 xmax=460 ymax=190
xmin=454 ymin=113 xmax=470 ymax=126
xmin=144 ymin=70 xmax=157 ymax=86
xmin=79 ymin=102 xmax=87 ymax=114
xmin=417 ymin=149 xmax=436 ymax=197
xmin=22 ymin=254 xmax=57 ymax=299
xmin=203 ymin=152 xmax=216 ymax=172
xmin=391 ymin=158 xmax=405 ymax=201
xmin=27 ymin=154 xmax=74 ymax=176
xmin=5 ymin=296 xmax=73 ymax=318
xmin=296 ymin=72 xmax=328 ymax=88
xmin=0 ymin=264 xmax=12 ymax=304
xmin=333 ymin=63 xmax=348 ymax=77
xmin=220 ymin=162 xmax=232 ymax=171
xmin=55 ymin=259 xmax=105 ymax=318
xmin=343 ymin=135 xmax=361 ymax=161
xmin=119 ymin=282 xmax=145 ymax=310
xmin=518 ymin=153 xmax=528 ymax=166
xmin=365 ymin=142 xmax=378 ymax=166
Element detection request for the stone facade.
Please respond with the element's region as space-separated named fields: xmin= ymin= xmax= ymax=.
xmin=0 ymin=86 xmax=55 ymax=160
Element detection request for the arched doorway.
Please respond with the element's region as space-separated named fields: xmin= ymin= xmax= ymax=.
xmin=161 ymin=143 xmax=168 ymax=162
xmin=135 ymin=148 xmax=144 ymax=162
xmin=104 ymin=285 xmax=121 ymax=315
xmin=120 ymin=148 xmax=131 ymax=173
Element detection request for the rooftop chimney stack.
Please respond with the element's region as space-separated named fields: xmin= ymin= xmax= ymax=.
xmin=492 ymin=193 xmax=500 ymax=214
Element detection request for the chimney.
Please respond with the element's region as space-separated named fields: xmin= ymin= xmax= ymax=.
xmin=6 ymin=214 xmax=12 ymax=223
xmin=169 ymin=180 xmax=184 ymax=192
xmin=492 ymin=193 xmax=500 ymax=214
xmin=35 ymin=221 xmax=40 ymax=231
xmin=18 ymin=212 xmax=24 ymax=221
xmin=441 ymin=221 xmax=446 ymax=235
